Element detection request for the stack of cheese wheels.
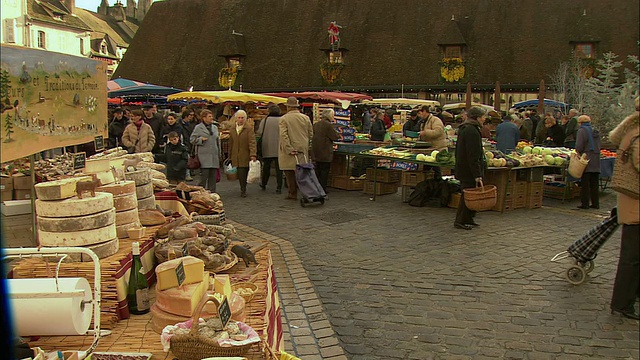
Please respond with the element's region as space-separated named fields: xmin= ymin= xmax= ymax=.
xmin=125 ymin=167 xmax=156 ymax=210
xmin=97 ymin=180 xmax=140 ymax=239
xmin=151 ymin=256 xmax=212 ymax=333
xmin=84 ymin=158 xmax=116 ymax=187
xmin=35 ymin=178 xmax=118 ymax=261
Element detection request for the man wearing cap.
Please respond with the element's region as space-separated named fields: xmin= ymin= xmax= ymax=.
xmin=402 ymin=110 xmax=421 ymax=136
xmin=108 ymin=107 xmax=128 ymax=149
xmin=278 ymin=97 xmax=313 ymax=200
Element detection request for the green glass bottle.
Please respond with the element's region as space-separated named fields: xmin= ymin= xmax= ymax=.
xmin=127 ymin=241 xmax=150 ymax=314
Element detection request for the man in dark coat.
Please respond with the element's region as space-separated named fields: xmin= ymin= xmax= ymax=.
xmin=563 ymin=108 xmax=579 ymax=148
xmin=454 ymin=106 xmax=487 ymax=230
xmin=402 ymin=110 xmax=421 ymax=136
xmin=312 ymin=108 xmax=340 ymax=192
xmin=143 ymin=104 xmax=164 ymax=156
xmin=107 ymin=107 xmax=128 ymax=148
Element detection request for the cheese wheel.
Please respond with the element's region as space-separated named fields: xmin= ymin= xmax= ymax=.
xmin=85 ymin=158 xmax=111 ymax=173
xmin=113 ymin=193 xmax=138 ymax=211
xmin=115 ymin=208 xmax=139 ymax=225
xmin=116 ymin=221 xmax=141 ymax=239
xmin=38 ymin=224 xmax=117 ymax=246
xmin=42 ymin=238 xmax=119 ymax=262
xmin=125 ymin=168 xmax=152 ymax=186
xmin=37 ymin=207 xmax=116 ymax=232
xmin=137 ymin=195 xmax=156 ymax=210
xmin=34 ymin=177 xmax=91 ymax=201
xmin=150 ymin=302 xmax=217 ymax=334
xmin=97 ymin=180 xmax=136 ymax=197
xmin=35 ymin=192 xmax=114 ymax=217
xmin=155 ymin=275 xmax=209 ymax=317
xmin=92 ymin=170 xmax=115 ymax=185
xmin=136 ymin=182 xmax=154 ymax=199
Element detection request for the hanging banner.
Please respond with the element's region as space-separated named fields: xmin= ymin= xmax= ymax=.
xmin=0 ymin=45 xmax=108 ymax=163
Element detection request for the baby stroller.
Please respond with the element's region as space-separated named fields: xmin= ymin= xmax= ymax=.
xmin=295 ymin=153 xmax=326 ymax=207
xmin=551 ymin=208 xmax=619 ymax=285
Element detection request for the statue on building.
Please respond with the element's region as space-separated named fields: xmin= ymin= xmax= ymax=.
xmin=327 ymin=21 xmax=342 ymax=51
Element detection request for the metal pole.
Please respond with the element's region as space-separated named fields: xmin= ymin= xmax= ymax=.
xmin=29 ymin=154 xmax=37 ymax=246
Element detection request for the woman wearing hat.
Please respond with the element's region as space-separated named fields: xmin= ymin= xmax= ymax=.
xmin=574 ymin=115 xmax=601 ymax=209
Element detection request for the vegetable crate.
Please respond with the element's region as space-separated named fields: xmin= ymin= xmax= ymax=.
xmin=513 ymin=181 xmax=528 ymax=209
xmin=365 ymin=168 xmax=402 ymax=183
xmin=448 ymin=192 xmax=461 ymax=209
xmin=526 ymin=182 xmax=544 ymax=209
xmin=363 ymin=181 xmax=399 ymax=195
xmin=401 ymin=185 xmax=415 ymax=203
xmin=330 ymin=175 xmax=365 ymax=191
xmin=401 ymin=171 xmax=434 ymax=187
xmin=329 ymin=154 xmax=347 ymax=176
xmin=543 ymin=182 xmax=580 ymax=200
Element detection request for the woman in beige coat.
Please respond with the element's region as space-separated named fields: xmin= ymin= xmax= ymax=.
xmin=609 ymin=97 xmax=640 ymax=320
xmin=121 ymin=109 xmax=156 ymax=153
xmin=228 ymin=110 xmax=257 ymax=197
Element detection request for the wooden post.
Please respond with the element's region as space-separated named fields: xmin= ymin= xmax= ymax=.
xmin=465 ymin=82 xmax=472 ymax=111
xmin=494 ymin=81 xmax=501 ymax=112
xmin=538 ymin=80 xmax=545 ymax=115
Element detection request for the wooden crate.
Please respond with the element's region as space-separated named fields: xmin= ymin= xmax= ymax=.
xmin=329 ymin=154 xmax=347 ymax=176
xmin=330 ymin=175 xmax=365 ymax=191
xmin=365 ymin=168 xmax=402 ymax=183
xmin=401 ymin=185 xmax=415 ymax=202
xmin=526 ymin=181 xmax=544 ymax=196
xmin=543 ymin=182 xmax=580 ymax=200
xmin=492 ymin=193 xmax=513 ymax=212
xmin=529 ymin=167 xmax=545 ymax=182
xmin=448 ymin=192 xmax=461 ymax=209
xmin=526 ymin=192 xmax=543 ymax=209
xmin=363 ymin=181 xmax=399 ymax=195
xmin=401 ymin=171 xmax=434 ymax=187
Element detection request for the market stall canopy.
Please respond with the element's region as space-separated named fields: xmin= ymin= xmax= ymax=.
xmin=362 ymin=98 xmax=440 ymax=107
xmin=263 ymin=91 xmax=372 ymax=104
xmin=167 ymin=90 xmax=288 ymax=104
xmin=513 ymin=98 xmax=571 ymax=110
xmin=443 ymin=102 xmax=494 ymax=111
xmin=107 ymin=78 xmax=184 ymax=97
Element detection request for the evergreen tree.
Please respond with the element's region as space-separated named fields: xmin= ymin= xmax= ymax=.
xmin=4 ymin=113 xmax=14 ymax=142
xmin=0 ymin=69 xmax=11 ymax=111
xmin=584 ymin=52 xmax=623 ymax=134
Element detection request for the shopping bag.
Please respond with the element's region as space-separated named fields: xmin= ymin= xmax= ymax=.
xmin=610 ymin=135 xmax=639 ymax=199
xmin=568 ymin=152 xmax=589 ymax=178
xmin=567 ymin=208 xmax=619 ymax=263
xmin=247 ymin=160 xmax=261 ymax=184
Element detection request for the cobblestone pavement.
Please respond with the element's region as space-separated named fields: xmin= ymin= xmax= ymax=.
xmin=3 ymin=174 xmax=638 ymax=359
xmin=214 ymin=176 xmax=638 ymax=360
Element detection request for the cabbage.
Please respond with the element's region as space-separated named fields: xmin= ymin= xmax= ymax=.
xmin=523 ymin=146 xmax=532 ymax=154
xmin=485 ymin=151 xmax=494 ymax=160
xmin=431 ymin=150 xmax=440 ymax=158
xmin=541 ymin=148 xmax=553 ymax=156
xmin=554 ymin=157 xmax=565 ymax=166
xmin=532 ymin=147 xmax=542 ymax=155
xmin=416 ymin=154 xmax=426 ymax=161
xmin=544 ymin=155 xmax=555 ymax=165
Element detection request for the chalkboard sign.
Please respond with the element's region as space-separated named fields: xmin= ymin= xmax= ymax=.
xmin=217 ymin=296 xmax=231 ymax=328
xmin=73 ymin=152 xmax=86 ymax=170
xmin=175 ymin=261 xmax=186 ymax=287
xmin=181 ymin=242 xmax=189 ymax=257
xmin=94 ymin=136 xmax=104 ymax=151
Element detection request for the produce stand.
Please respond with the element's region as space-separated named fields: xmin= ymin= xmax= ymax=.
xmin=11 ymin=220 xmax=283 ymax=359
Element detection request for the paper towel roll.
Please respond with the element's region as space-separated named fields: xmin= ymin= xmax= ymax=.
xmin=8 ymin=277 xmax=93 ymax=336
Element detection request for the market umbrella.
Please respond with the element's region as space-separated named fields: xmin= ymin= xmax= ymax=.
xmin=442 ymin=102 xmax=493 ymax=111
xmin=361 ymin=98 xmax=439 ymax=107
xmin=263 ymin=91 xmax=372 ymax=104
xmin=107 ymin=78 xmax=184 ymax=97
xmin=514 ymin=98 xmax=570 ymax=111
xmin=167 ymin=90 xmax=287 ymax=104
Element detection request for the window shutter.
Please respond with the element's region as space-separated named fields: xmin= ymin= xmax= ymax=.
xmin=4 ymin=19 xmax=16 ymax=43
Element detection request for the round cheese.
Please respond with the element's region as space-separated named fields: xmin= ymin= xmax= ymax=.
xmin=136 ymin=182 xmax=154 ymax=199
xmin=85 ymin=158 xmax=111 ymax=173
xmin=97 ymin=180 xmax=136 ymax=197
xmin=43 ymin=238 xmax=119 ymax=262
xmin=125 ymin=168 xmax=152 ymax=186
xmin=35 ymin=192 xmax=114 ymax=217
xmin=115 ymin=208 xmax=139 ymax=225
xmin=38 ymin=224 xmax=117 ymax=246
xmin=116 ymin=221 xmax=141 ymax=239
xmin=93 ymin=170 xmax=115 ymax=185
xmin=137 ymin=195 xmax=156 ymax=210
xmin=34 ymin=177 xmax=91 ymax=201
xmin=37 ymin=208 xmax=116 ymax=232
xmin=150 ymin=303 xmax=217 ymax=335
xmin=113 ymin=193 xmax=138 ymax=211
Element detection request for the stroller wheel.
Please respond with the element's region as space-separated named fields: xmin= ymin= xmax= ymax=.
xmin=566 ymin=266 xmax=587 ymax=285
xmin=583 ymin=260 xmax=595 ymax=274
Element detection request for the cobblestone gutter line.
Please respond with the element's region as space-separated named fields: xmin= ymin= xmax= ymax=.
xmin=232 ymin=222 xmax=348 ymax=360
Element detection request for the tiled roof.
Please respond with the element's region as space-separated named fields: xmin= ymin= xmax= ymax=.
xmin=28 ymin=0 xmax=91 ymax=31
xmin=113 ymin=0 xmax=639 ymax=92
xmin=74 ymin=8 xmax=138 ymax=47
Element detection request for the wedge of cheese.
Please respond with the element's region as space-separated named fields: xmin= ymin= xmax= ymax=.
xmin=155 ymin=272 xmax=209 ymax=317
xmin=155 ymin=256 xmax=205 ymax=291
xmin=213 ymin=274 xmax=232 ymax=299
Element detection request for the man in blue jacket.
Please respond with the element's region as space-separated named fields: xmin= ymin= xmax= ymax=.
xmin=495 ymin=114 xmax=520 ymax=154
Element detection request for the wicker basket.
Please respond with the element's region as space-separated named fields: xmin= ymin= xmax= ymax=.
xmin=170 ymin=294 xmax=256 ymax=360
xmin=463 ymin=181 xmax=497 ymax=211
xmin=179 ymin=198 xmax=223 ymax=215
xmin=231 ymin=282 xmax=258 ymax=303
xmin=206 ymin=251 xmax=238 ymax=274
xmin=226 ymin=172 xmax=238 ymax=181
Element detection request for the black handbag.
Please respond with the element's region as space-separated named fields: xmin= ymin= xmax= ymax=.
xmin=187 ymin=144 xmax=201 ymax=170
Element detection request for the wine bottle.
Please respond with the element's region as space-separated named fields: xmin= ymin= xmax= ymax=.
xmin=127 ymin=241 xmax=150 ymax=314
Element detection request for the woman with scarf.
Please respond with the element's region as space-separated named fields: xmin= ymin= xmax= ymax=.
xmin=228 ymin=110 xmax=257 ymax=198
xmin=121 ymin=109 xmax=156 ymax=153
xmin=575 ymin=115 xmax=601 ymax=209
xmin=190 ymin=109 xmax=221 ymax=193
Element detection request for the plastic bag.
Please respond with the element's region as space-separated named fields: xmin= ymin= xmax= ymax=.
xmin=224 ymin=159 xmax=236 ymax=174
xmin=247 ymin=160 xmax=261 ymax=184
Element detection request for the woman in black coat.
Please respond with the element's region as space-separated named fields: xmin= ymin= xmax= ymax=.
xmin=454 ymin=106 xmax=487 ymax=230
xmin=370 ymin=110 xmax=387 ymax=141
xmin=544 ymin=115 xmax=565 ymax=147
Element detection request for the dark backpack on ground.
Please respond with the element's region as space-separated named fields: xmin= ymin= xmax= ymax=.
xmin=408 ymin=178 xmax=460 ymax=207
